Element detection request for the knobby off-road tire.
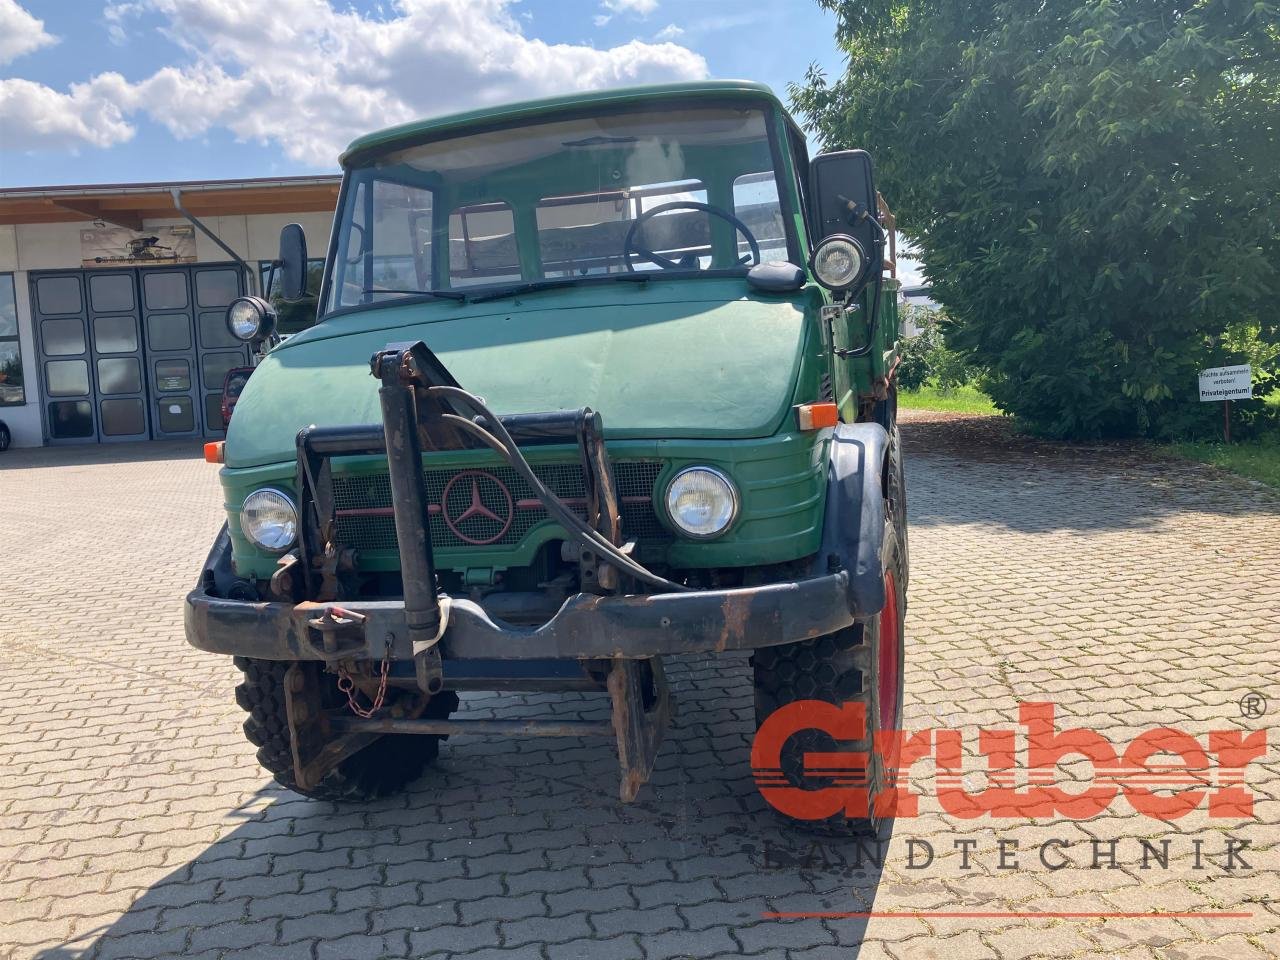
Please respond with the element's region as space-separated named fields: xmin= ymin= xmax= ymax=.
xmin=751 ymin=520 xmax=907 ymax=836
xmin=233 ymin=657 xmax=458 ymax=801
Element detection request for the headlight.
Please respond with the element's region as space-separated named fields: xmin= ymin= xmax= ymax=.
xmin=811 ymin=235 xmax=866 ymax=291
xmin=240 ymin=488 xmax=297 ymax=552
xmin=664 ymin=467 xmax=739 ymax=539
xmin=226 ymin=296 xmax=276 ymax=342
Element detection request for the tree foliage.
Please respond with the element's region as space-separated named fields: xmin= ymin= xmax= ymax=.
xmin=897 ymin=306 xmax=977 ymax=391
xmin=793 ymin=0 xmax=1280 ymax=438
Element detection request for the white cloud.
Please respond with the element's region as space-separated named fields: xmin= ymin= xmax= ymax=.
xmin=671 ymin=12 xmax=767 ymax=39
xmin=0 ymin=0 xmax=56 ymax=65
xmin=602 ymin=0 xmax=659 ymax=14
xmin=0 ymin=76 xmax=134 ymax=150
xmin=103 ymin=2 xmax=142 ymax=45
xmin=654 ymin=23 xmax=683 ymax=41
xmin=4 ymin=0 xmax=707 ymax=166
xmin=594 ymin=0 xmax=659 ymax=30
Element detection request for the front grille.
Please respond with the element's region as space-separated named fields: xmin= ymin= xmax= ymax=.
xmin=330 ymin=460 xmax=667 ymax=555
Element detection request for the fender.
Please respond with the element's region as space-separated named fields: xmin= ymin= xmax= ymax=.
xmin=199 ymin=523 xmax=240 ymax=597
xmin=810 ymin=422 xmax=889 ymax=618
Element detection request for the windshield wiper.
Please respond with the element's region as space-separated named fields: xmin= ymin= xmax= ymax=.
xmin=468 ymin=274 xmax=648 ymax=304
xmin=364 ymin=288 xmax=467 ymax=301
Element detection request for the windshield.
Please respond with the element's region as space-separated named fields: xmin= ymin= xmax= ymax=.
xmin=324 ymin=100 xmax=793 ymax=312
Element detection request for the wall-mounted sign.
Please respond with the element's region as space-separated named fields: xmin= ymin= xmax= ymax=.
xmin=81 ymin=224 xmax=196 ymax=267
xmin=1198 ymin=364 xmax=1252 ymax=402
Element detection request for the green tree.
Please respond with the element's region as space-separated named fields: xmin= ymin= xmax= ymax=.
xmin=897 ymin=305 xmax=977 ymax=391
xmin=793 ymin=0 xmax=1280 ymax=438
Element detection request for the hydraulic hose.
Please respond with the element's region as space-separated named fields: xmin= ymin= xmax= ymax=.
xmin=428 ymin=386 xmax=692 ymax=594
xmin=444 ymin=412 xmax=688 ymax=593
xmin=439 ymin=410 xmax=690 ymax=593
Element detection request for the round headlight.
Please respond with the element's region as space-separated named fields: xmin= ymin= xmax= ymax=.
xmin=811 ymin=235 xmax=866 ymax=291
xmin=665 ymin=467 xmax=739 ymax=539
xmin=226 ymin=296 xmax=276 ymax=342
xmin=241 ymin=488 xmax=298 ymax=552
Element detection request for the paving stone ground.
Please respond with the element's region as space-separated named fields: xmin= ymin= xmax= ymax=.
xmin=0 ymin=412 xmax=1276 ymax=960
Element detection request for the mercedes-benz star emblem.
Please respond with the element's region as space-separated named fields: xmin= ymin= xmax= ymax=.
xmin=441 ymin=470 xmax=514 ymax=545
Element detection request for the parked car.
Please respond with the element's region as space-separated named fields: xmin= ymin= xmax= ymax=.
xmin=220 ymin=367 xmax=254 ymax=428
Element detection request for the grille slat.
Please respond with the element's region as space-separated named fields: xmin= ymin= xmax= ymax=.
xmin=330 ymin=460 xmax=666 ymax=555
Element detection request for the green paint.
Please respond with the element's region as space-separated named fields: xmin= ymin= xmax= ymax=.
xmin=223 ymin=431 xmax=828 ymax=579
xmin=223 ymin=83 xmax=898 ymax=581
xmin=227 ymin=280 xmax=822 ymax=467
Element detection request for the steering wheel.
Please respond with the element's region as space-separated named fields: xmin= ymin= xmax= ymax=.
xmin=623 ymin=200 xmax=761 ymax=272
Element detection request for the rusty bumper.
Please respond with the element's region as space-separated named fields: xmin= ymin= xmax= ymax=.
xmin=184 ymin=572 xmax=855 ymax=663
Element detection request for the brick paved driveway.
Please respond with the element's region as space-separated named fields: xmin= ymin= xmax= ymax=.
xmin=1 ymin=414 xmax=1276 ymax=960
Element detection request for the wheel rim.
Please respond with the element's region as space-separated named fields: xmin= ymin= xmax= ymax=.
xmin=877 ymin=569 xmax=900 ymax=733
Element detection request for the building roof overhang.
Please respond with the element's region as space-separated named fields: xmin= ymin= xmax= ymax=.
xmin=0 ymin=175 xmax=342 ymax=228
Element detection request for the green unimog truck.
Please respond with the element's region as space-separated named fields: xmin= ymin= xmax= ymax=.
xmin=186 ymin=80 xmax=908 ymax=832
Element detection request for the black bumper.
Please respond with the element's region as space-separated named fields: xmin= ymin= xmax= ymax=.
xmin=184 ymin=571 xmax=855 ymax=663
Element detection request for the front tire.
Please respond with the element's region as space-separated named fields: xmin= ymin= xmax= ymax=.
xmin=751 ymin=523 xmax=906 ymax=835
xmin=233 ymin=658 xmax=457 ymax=801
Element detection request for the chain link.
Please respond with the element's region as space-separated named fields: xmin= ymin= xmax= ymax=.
xmin=336 ymin=648 xmax=391 ymax=719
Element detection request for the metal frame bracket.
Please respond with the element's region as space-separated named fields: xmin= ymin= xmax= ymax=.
xmin=608 ymin=658 xmax=672 ymax=802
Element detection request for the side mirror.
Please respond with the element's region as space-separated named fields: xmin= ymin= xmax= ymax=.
xmin=278 ymin=223 xmax=308 ymax=301
xmin=809 ymin=150 xmax=883 ymax=290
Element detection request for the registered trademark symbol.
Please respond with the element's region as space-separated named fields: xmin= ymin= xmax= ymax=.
xmin=1240 ymin=691 xmax=1268 ymax=720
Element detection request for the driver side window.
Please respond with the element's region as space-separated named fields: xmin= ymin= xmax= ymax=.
xmin=331 ymin=178 xmax=437 ymax=307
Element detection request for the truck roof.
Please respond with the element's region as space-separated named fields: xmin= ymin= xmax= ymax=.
xmin=340 ymin=80 xmax=787 ymax=165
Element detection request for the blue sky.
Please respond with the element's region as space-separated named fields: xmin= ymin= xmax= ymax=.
xmin=0 ymin=0 xmax=848 ymax=186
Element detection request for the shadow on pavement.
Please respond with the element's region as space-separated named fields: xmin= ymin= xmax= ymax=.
xmin=33 ymin=656 xmax=888 ymax=960
xmin=902 ymin=412 xmax=1280 ymax=532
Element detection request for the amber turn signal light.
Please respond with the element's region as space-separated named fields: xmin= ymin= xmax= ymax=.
xmin=204 ymin=441 xmax=225 ymax=464
xmin=795 ymin=402 xmax=839 ymax=431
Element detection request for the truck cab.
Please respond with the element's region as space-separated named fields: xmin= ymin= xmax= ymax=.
xmin=187 ymin=81 xmax=907 ymax=832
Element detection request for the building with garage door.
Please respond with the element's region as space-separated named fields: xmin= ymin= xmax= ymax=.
xmin=0 ymin=177 xmax=340 ymax=447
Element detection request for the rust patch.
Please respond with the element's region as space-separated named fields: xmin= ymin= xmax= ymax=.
xmin=717 ymin=594 xmax=752 ymax=652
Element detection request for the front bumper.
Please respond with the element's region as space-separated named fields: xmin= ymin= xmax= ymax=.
xmin=184 ymin=571 xmax=855 ymax=663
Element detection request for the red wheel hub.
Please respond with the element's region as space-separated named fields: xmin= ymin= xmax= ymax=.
xmin=877 ymin=570 xmax=901 ymax=733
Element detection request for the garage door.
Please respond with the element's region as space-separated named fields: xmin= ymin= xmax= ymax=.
xmin=33 ymin=265 xmax=249 ymax=443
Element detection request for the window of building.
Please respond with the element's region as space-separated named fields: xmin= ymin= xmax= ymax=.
xmin=260 ymin=259 xmax=326 ymax=336
xmin=0 ymin=274 xmax=25 ymax=406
